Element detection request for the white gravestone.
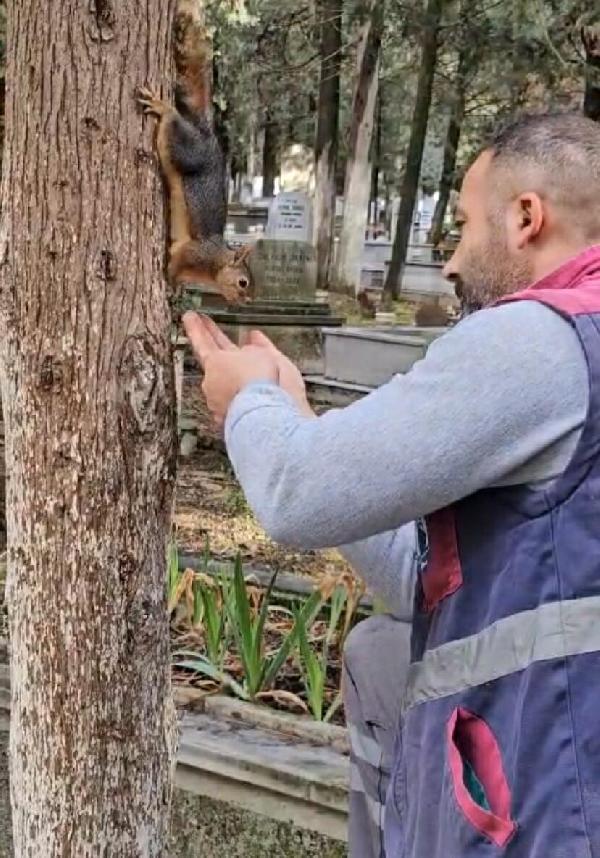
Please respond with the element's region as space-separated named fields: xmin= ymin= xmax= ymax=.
xmin=266 ymin=192 xmax=313 ymax=243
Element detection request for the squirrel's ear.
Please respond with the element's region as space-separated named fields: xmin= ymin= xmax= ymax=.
xmin=234 ymin=244 xmax=253 ymax=265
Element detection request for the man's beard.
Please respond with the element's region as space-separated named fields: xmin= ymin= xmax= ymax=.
xmin=456 ymin=237 xmax=533 ymax=317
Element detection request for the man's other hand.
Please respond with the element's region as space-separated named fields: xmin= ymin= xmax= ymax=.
xmin=245 ymin=330 xmax=314 ymax=418
xmin=183 ymin=312 xmax=279 ymax=426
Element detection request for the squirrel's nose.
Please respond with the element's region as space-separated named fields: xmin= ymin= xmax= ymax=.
xmin=238 ymin=277 xmax=249 ymax=290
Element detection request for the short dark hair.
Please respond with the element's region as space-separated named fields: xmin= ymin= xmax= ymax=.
xmin=485 ymin=112 xmax=600 ymax=239
xmin=490 ymin=112 xmax=599 ymax=166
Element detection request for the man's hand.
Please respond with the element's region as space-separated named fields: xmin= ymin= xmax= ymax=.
xmin=245 ymin=330 xmax=315 ymax=418
xmin=183 ymin=312 xmax=279 ymax=425
xmin=183 ymin=312 xmax=315 ymax=424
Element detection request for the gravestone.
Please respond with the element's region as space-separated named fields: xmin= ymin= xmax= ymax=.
xmin=258 ymin=192 xmax=316 ymax=300
xmin=245 ymin=235 xmax=319 ymax=373
xmin=249 ymin=238 xmax=316 ymax=301
xmin=419 ymin=193 xmax=436 ymax=234
xmin=266 ymin=192 xmax=313 ymax=244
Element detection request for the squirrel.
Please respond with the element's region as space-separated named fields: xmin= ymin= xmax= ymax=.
xmin=138 ymin=2 xmax=252 ymax=305
xmin=356 ymin=289 xmax=377 ymax=320
xmin=415 ymin=299 xmax=450 ymax=328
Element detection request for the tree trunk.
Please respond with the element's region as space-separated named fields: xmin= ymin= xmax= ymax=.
xmin=583 ymin=27 xmax=600 ymax=122
xmin=430 ymin=57 xmax=468 ymax=246
xmin=0 ymin=397 xmax=4 ymax=552
xmin=430 ymin=107 xmax=462 ymax=247
xmin=370 ymin=90 xmax=383 ymax=230
xmin=262 ymin=113 xmax=279 ymax=198
xmin=0 ymin=0 xmax=179 ymax=854
xmin=336 ymin=0 xmax=384 ymax=294
xmin=313 ymin=0 xmax=342 ymax=291
xmin=384 ymin=0 xmax=443 ymax=301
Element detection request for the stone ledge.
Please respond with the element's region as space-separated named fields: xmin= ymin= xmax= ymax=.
xmin=201 ymin=695 xmax=350 ymax=755
xmin=178 ymin=711 xmax=348 ymax=841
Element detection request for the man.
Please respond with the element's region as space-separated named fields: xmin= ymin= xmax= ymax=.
xmin=184 ymin=113 xmax=600 ymax=857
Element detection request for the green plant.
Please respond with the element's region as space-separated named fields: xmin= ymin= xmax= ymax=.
xmin=176 ymin=554 xmax=323 ymax=702
xmin=176 ymin=652 xmax=247 ymax=700
xmin=226 ymin=555 xmax=324 ymax=699
xmin=167 ymin=540 xmax=182 ymax=607
xmin=196 ymin=575 xmax=229 ymax=664
xmin=294 ymin=585 xmax=346 ymax=722
xmin=296 ymin=622 xmax=343 ymax=723
xmin=168 ymin=538 xmax=212 ymax=629
xmin=319 ymin=572 xmax=364 ymax=651
xmin=227 ymin=556 xmax=278 ymax=698
xmin=328 ymin=584 xmax=349 ymax=644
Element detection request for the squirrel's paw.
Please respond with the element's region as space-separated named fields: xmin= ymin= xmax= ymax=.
xmin=137 ymin=86 xmax=170 ymax=116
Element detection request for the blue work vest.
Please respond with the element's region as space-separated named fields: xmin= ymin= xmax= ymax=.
xmin=385 ymin=246 xmax=600 ymax=858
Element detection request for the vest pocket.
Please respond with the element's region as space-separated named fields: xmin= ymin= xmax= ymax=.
xmin=447 ymin=707 xmax=517 ymax=848
xmin=421 ymin=507 xmax=463 ymax=612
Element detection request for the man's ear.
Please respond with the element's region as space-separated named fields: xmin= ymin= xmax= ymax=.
xmin=514 ymin=192 xmax=544 ymax=249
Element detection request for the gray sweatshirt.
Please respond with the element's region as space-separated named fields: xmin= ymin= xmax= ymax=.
xmin=224 ymin=301 xmax=588 ymax=620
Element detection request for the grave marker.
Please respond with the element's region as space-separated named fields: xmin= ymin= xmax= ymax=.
xmin=266 ymin=192 xmax=313 ymax=243
xmin=249 ymin=238 xmax=317 ymax=301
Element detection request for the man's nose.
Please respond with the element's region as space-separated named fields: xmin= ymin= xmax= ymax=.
xmin=442 ymin=256 xmax=463 ymax=299
xmin=443 ymin=254 xmax=458 ymax=282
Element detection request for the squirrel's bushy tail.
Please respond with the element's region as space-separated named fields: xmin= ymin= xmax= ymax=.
xmin=173 ymin=0 xmax=213 ymax=118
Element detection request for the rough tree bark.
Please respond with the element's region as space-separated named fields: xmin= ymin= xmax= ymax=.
xmin=384 ymin=0 xmax=443 ymax=302
xmin=0 ymin=0 xmax=180 ymax=854
xmin=336 ymin=0 xmax=384 ymax=294
xmin=0 ymin=400 xmax=4 ymax=551
xmin=583 ymin=26 xmax=600 ymax=122
xmin=313 ymin=0 xmax=342 ymax=291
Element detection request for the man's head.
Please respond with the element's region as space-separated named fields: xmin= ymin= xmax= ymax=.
xmin=444 ymin=113 xmax=600 ymax=314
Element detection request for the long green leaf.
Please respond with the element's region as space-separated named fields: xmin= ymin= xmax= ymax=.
xmin=327 ymin=586 xmax=347 ymax=645
xmin=255 ymin=571 xmax=278 ymax=687
xmin=175 ymin=656 xmax=248 ymax=700
xmin=192 ymin=578 xmax=204 ymax=628
xmin=262 ymin=589 xmax=324 ymax=690
xmin=324 ymin=691 xmax=343 ymax=724
xmin=256 ymin=571 xmax=278 ymax=651
xmin=230 ymin=555 xmax=263 ymax=695
xmin=167 ymin=540 xmax=181 ymax=603
xmin=201 ymin=586 xmax=224 ymax=664
xmin=296 ymin=616 xmax=325 ymax=720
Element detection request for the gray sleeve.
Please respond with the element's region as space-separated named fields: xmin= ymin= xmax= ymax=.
xmin=339 ymin=524 xmax=418 ymax=620
xmin=224 ymin=300 xmax=587 ymax=551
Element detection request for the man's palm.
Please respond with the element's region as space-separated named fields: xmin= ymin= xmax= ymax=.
xmin=247 ymin=331 xmax=314 ymax=417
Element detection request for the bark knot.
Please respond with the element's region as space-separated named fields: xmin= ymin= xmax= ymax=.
xmin=119 ymin=336 xmax=167 ymax=438
xmin=98 ymin=249 xmax=118 ymax=282
xmin=89 ymin=0 xmax=116 ymax=42
xmin=39 ymin=354 xmax=63 ymax=392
